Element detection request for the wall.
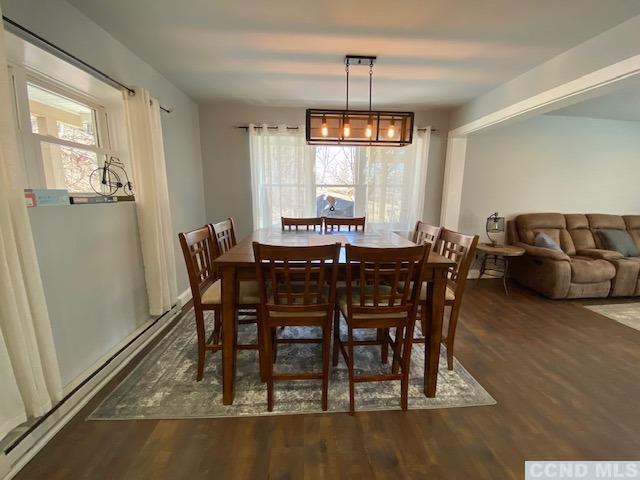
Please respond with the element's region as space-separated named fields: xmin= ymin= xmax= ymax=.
xmin=199 ymin=101 xmax=450 ymax=238
xmin=29 ymin=204 xmax=148 ymax=388
xmin=1 ymin=0 xmax=206 ymax=387
xmin=451 ymin=14 xmax=640 ymax=129
xmin=1 ymin=0 xmax=207 ymax=295
xmin=459 ymin=114 xmax=640 ymax=241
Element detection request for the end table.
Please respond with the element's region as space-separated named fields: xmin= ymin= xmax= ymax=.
xmin=476 ymin=243 xmax=525 ymax=294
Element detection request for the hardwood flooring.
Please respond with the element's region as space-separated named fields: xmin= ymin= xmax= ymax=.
xmin=14 ymin=280 xmax=640 ymax=479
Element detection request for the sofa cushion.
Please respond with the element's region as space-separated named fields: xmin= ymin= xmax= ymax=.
xmin=566 ymin=214 xmax=597 ymax=251
xmin=598 ymin=229 xmax=639 ymax=257
xmin=624 ymin=215 xmax=640 ymax=251
xmin=569 ymin=256 xmax=616 ymax=284
xmin=587 ymin=214 xmax=626 ymax=249
xmin=534 ymin=232 xmax=561 ymax=250
xmin=515 ymin=213 xmax=576 ymax=255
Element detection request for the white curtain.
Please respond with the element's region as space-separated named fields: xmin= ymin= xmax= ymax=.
xmin=363 ymin=128 xmax=431 ymax=230
xmin=124 ymin=89 xmax=177 ymax=316
xmin=249 ymin=124 xmax=315 ymax=229
xmin=0 ymin=6 xmax=63 ymax=440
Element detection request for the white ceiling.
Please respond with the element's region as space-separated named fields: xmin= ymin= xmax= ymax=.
xmin=549 ymin=77 xmax=640 ymax=122
xmin=68 ymin=0 xmax=640 ymax=108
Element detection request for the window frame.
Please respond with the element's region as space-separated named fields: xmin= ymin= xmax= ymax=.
xmin=10 ymin=63 xmax=116 ymax=192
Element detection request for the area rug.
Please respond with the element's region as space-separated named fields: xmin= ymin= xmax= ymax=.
xmin=89 ymin=310 xmax=495 ymax=419
xmin=585 ymin=303 xmax=640 ymax=332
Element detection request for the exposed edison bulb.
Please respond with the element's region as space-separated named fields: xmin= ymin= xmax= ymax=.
xmin=365 ymin=123 xmax=373 ymax=138
xmin=387 ymin=119 xmax=396 ymax=138
xmin=343 ymin=117 xmax=351 ymax=138
xmin=321 ymin=116 xmax=328 ymax=137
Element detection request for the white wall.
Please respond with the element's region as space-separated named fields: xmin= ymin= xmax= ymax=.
xmin=459 ymin=114 xmax=640 ymax=241
xmin=1 ymin=0 xmax=207 ymax=387
xmin=29 ymin=204 xmax=148 ymax=388
xmin=198 ymin=101 xmax=450 ymax=238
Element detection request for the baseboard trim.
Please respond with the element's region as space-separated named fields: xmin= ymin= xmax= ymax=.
xmin=178 ymin=287 xmax=192 ymax=308
xmin=2 ymin=305 xmax=181 ymax=480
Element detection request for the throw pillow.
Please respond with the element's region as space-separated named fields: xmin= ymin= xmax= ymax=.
xmin=598 ymin=229 xmax=640 ymax=257
xmin=534 ymin=232 xmax=561 ymax=250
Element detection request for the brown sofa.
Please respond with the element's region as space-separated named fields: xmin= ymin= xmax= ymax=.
xmin=507 ymin=213 xmax=640 ymax=299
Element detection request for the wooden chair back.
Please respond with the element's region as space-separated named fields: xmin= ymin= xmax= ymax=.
xmin=281 ymin=217 xmax=324 ymax=231
xmin=253 ymin=242 xmax=341 ymax=320
xmin=438 ymin=229 xmax=479 ymax=298
xmin=179 ymin=225 xmax=218 ymax=306
xmin=413 ymin=221 xmax=441 ymax=247
xmin=211 ymin=218 xmax=237 ymax=255
xmin=324 ymin=216 xmax=366 ymax=232
xmin=344 ymin=244 xmax=430 ymax=321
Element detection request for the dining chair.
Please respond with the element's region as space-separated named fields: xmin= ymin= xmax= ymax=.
xmin=253 ymin=242 xmax=340 ymax=411
xmin=333 ymin=243 xmax=430 ymax=414
xmin=324 ymin=216 xmax=366 ymax=232
xmin=210 ymin=217 xmax=267 ymax=379
xmin=416 ymin=229 xmax=478 ymax=370
xmin=179 ymin=223 xmax=264 ymax=382
xmin=413 ymin=221 xmax=442 ymax=247
xmin=281 ymin=216 xmax=324 ymax=231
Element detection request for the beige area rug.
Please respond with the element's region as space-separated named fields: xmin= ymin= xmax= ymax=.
xmin=585 ymin=303 xmax=640 ymax=332
xmin=89 ymin=310 xmax=495 ymax=419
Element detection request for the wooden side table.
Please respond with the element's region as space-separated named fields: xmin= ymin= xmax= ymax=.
xmin=475 ymin=243 xmax=525 ymax=295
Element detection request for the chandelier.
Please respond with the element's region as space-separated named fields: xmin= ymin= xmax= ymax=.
xmin=306 ymin=55 xmax=414 ymax=147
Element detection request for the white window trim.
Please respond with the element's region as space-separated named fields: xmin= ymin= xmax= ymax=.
xmin=9 ymin=63 xmax=117 ymax=191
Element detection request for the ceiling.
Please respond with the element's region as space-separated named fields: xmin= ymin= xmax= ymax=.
xmin=549 ymin=76 xmax=640 ymax=122
xmin=68 ymin=0 xmax=640 ymax=108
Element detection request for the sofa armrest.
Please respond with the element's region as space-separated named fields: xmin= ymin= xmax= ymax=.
xmin=576 ymin=248 xmax=623 ymax=260
xmin=514 ymin=242 xmax=570 ymax=261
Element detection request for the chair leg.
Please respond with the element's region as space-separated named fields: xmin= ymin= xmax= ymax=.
xmin=321 ymin=323 xmax=330 ymax=411
xmin=380 ymin=328 xmax=389 ymax=364
xmin=347 ymin=325 xmax=356 ymax=415
xmin=391 ymin=325 xmax=404 ymax=375
xmin=195 ymin=308 xmax=207 ymax=382
xmin=446 ymin=305 xmax=460 ymax=370
xmin=255 ymin=310 xmax=267 ymax=382
xmin=332 ymin=308 xmax=340 ymax=367
xmin=272 ymin=327 xmax=278 ymax=363
xmin=262 ymin=320 xmax=275 ymax=412
xmin=400 ymin=321 xmax=416 ymax=411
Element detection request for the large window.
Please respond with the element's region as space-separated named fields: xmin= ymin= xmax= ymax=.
xmin=250 ymin=126 xmax=430 ymax=230
xmin=11 ymin=67 xmax=115 ymax=194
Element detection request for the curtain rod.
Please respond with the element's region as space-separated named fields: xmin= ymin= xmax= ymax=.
xmin=2 ymin=15 xmax=173 ymax=114
xmin=234 ymin=125 xmax=437 ymax=132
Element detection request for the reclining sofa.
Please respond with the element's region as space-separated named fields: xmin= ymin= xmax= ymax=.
xmin=507 ymin=213 xmax=640 ymax=299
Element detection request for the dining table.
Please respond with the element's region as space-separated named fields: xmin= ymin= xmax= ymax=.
xmin=212 ymin=228 xmax=456 ymax=405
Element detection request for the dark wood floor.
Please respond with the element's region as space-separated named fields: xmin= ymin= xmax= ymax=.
xmin=15 ymin=280 xmax=640 ymax=479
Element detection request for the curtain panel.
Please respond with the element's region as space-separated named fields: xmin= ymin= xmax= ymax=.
xmin=249 ymin=126 xmax=430 ymax=232
xmin=124 ymin=89 xmax=178 ymax=316
xmin=0 ymin=6 xmax=62 ymax=441
xmin=249 ymin=124 xmax=315 ymax=229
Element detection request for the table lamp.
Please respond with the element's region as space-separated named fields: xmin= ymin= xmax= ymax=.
xmin=486 ymin=212 xmax=505 ymax=246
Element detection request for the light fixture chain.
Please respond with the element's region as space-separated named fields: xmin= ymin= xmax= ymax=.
xmin=369 ymin=61 xmax=373 ymax=113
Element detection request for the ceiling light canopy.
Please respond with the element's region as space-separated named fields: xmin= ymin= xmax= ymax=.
xmin=306 ymin=55 xmax=414 ymax=147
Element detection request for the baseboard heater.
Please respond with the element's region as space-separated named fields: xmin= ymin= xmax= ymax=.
xmin=3 ymin=304 xmax=180 ymax=456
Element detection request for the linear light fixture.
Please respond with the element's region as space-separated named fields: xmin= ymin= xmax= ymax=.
xmin=306 ymin=55 xmax=414 ymax=147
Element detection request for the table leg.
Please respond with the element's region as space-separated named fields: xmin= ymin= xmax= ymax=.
xmin=475 ymin=253 xmax=486 ymax=287
xmin=424 ymin=268 xmax=446 ymax=397
xmin=503 ymin=257 xmax=511 ymax=295
xmin=222 ymin=266 xmax=238 ymax=405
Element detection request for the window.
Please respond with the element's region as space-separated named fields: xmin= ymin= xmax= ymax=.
xmin=250 ymin=126 xmax=430 ymax=230
xmin=11 ymin=67 xmax=115 ymax=194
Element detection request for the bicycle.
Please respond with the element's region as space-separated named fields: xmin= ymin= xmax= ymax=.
xmin=89 ymin=156 xmax=134 ymax=196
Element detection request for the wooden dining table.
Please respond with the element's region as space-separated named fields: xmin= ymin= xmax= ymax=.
xmin=213 ymin=228 xmax=456 ymax=405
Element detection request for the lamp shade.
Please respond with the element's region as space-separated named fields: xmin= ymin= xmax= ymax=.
xmin=486 ymin=214 xmax=505 ymax=233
